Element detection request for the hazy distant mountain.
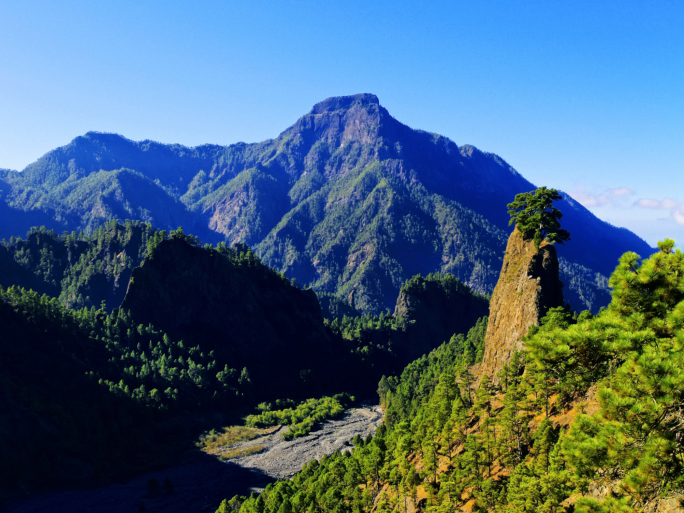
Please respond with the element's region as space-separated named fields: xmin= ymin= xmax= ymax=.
xmin=0 ymin=94 xmax=652 ymax=313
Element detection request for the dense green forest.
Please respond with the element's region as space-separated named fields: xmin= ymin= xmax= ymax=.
xmin=0 ymin=220 xmax=156 ymax=311
xmin=0 ymin=221 xmax=490 ymax=395
xmin=0 ymin=285 xmax=208 ymax=496
xmin=324 ymin=272 xmax=488 ymax=366
xmin=0 ymin=221 xmax=493 ymax=501
xmin=3 ymin=212 xmax=663 ymax=510
xmin=223 ymin=240 xmax=684 ymax=512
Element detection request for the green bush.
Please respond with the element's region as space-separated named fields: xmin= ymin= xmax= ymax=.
xmin=245 ymin=393 xmax=354 ymax=440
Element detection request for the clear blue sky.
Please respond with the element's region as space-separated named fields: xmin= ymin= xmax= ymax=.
xmin=1 ymin=0 xmax=682 ymax=247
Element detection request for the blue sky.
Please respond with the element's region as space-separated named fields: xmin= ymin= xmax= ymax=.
xmin=1 ymin=0 xmax=682 ymax=247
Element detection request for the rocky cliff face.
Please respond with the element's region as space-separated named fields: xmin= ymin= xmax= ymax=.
xmin=479 ymin=228 xmax=565 ymax=382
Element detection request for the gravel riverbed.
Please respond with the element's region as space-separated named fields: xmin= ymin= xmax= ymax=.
xmin=4 ymin=403 xmax=383 ymax=513
xmin=231 ymin=402 xmax=384 ymax=484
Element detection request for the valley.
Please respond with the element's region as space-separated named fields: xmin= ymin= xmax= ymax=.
xmin=0 ymin=95 xmax=679 ymax=512
xmin=2 ymin=403 xmax=383 ymax=513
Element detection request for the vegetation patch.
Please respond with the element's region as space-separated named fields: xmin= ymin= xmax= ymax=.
xmin=218 ymin=444 xmax=266 ymax=461
xmin=245 ymin=393 xmax=355 ymax=440
xmin=196 ymin=425 xmax=270 ymax=456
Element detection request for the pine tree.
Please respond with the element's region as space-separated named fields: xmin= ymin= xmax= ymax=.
xmin=507 ymin=187 xmax=570 ymax=249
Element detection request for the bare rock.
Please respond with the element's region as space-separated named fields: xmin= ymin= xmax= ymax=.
xmin=229 ymin=403 xmax=384 ymax=487
xmin=479 ymin=227 xmax=564 ymax=383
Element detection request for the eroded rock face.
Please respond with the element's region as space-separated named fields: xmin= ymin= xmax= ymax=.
xmin=479 ymin=228 xmax=564 ymax=383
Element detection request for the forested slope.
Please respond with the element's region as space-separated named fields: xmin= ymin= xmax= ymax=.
xmin=0 ymin=220 xmax=155 ymax=311
xmin=0 ymin=224 xmax=491 ymax=501
xmin=225 ymin=240 xmax=684 ymax=512
xmin=0 ymin=286 xmax=239 ymax=500
xmin=0 ymin=221 xmax=493 ymax=396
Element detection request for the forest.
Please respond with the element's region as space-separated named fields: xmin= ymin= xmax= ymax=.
xmin=0 ymin=219 xmax=157 ymax=311
xmin=221 ymin=239 xmax=684 ymax=512
xmin=1 ymin=188 xmax=681 ymax=512
xmin=0 ymin=221 xmax=489 ymax=501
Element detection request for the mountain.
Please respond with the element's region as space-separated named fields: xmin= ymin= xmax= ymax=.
xmin=0 ymin=94 xmax=653 ymax=314
xmin=392 ymin=272 xmax=489 ymax=362
xmin=118 ymin=231 xmax=493 ymax=397
xmin=0 ymin=220 xmax=489 ymax=383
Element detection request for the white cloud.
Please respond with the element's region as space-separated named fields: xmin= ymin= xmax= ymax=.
xmin=636 ymin=198 xmax=664 ymax=209
xmin=608 ymin=187 xmax=634 ymax=197
xmin=662 ymin=198 xmax=678 ymax=210
xmin=570 ymin=185 xmax=634 ymax=208
xmin=635 ymin=197 xmax=679 ymax=210
xmin=634 ymin=197 xmax=684 ymax=225
xmin=572 ymin=186 xmax=684 ymax=228
xmin=571 ymin=192 xmax=610 ymax=207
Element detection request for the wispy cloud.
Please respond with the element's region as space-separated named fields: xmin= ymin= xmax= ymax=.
xmin=634 ymin=197 xmax=684 ymax=225
xmin=571 ymin=192 xmax=610 ymax=207
xmin=636 ymin=198 xmax=662 ymax=209
xmin=635 ymin=198 xmax=678 ymax=210
xmin=569 ymin=186 xmax=635 ymax=208
xmin=607 ymin=187 xmax=634 ymax=197
xmin=571 ymin=186 xmax=684 ymax=227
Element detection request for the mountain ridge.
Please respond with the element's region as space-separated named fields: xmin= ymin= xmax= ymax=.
xmin=0 ymin=93 xmax=652 ymax=314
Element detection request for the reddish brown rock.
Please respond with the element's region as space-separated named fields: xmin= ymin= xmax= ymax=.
xmin=479 ymin=227 xmax=564 ymax=383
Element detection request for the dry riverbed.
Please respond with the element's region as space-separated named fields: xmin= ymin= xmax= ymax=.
xmin=4 ymin=403 xmax=383 ymax=513
xmin=225 ymin=402 xmax=383 ymax=485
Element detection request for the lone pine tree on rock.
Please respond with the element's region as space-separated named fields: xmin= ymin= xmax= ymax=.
xmin=507 ymin=187 xmax=570 ymax=249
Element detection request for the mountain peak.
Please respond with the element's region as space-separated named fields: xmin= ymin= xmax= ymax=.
xmin=81 ymin=131 xmax=133 ymax=144
xmin=310 ymin=93 xmax=380 ymax=115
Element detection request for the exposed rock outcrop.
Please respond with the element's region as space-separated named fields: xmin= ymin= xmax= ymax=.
xmin=479 ymin=228 xmax=565 ymax=383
